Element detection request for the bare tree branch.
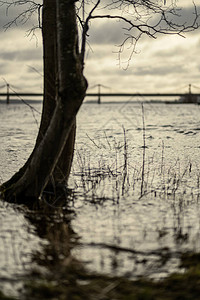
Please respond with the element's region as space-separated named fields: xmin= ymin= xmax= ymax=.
xmin=78 ymin=0 xmax=199 ymax=68
xmin=0 ymin=0 xmax=199 ymax=67
xmin=80 ymin=0 xmax=101 ymax=64
xmin=0 ymin=0 xmax=42 ymax=31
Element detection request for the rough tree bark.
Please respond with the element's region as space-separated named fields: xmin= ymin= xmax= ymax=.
xmin=39 ymin=0 xmax=77 ymax=187
xmin=37 ymin=0 xmax=57 ymax=145
xmin=0 ymin=0 xmax=87 ymax=203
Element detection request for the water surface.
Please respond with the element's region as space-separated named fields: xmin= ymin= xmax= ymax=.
xmin=0 ymin=100 xmax=200 ymax=295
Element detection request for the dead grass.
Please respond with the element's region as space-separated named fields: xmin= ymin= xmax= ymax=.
xmin=70 ymin=127 xmax=200 ymax=204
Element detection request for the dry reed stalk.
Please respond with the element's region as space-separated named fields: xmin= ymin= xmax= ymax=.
xmin=141 ymin=103 xmax=146 ymax=197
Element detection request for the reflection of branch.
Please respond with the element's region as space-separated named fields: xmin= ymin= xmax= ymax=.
xmin=81 ymin=241 xmax=181 ymax=258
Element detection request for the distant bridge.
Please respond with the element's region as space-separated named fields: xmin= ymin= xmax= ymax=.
xmin=87 ymin=93 xmax=195 ymax=97
xmin=1 ymin=92 xmax=193 ymax=97
xmin=1 ymin=82 xmax=200 ymax=104
xmin=1 ymin=92 xmax=200 ymax=104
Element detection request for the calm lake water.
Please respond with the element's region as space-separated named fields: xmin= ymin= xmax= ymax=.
xmin=0 ymin=100 xmax=200 ymax=296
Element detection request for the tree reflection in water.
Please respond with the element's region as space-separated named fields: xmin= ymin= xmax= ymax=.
xmin=23 ymin=192 xmax=89 ymax=300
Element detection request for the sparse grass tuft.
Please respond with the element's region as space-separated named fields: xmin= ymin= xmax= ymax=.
xmin=71 ymin=127 xmax=200 ymax=204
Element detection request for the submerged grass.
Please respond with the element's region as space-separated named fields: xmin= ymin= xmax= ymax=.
xmin=0 ymin=291 xmax=16 ymax=300
xmin=1 ymin=139 xmax=200 ymax=299
xmin=1 ymin=200 xmax=200 ymax=299
xmin=71 ymin=127 xmax=200 ymax=204
xmin=1 ymin=105 xmax=200 ymax=298
xmin=24 ymin=127 xmax=197 ymax=299
xmin=1 ymin=197 xmax=198 ymax=300
xmin=15 ymin=250 xmax=200 ymax=299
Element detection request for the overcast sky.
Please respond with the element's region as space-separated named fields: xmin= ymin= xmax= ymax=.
xmin=0 ymin=0 xmax=200 ymax=96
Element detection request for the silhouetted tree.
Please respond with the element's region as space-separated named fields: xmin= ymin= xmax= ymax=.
xmin=0 ymin=0 xmax=199 ymax=204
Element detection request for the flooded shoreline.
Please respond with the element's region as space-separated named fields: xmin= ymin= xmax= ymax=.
xmin=0 ymin=101 xmax=200 ymax=297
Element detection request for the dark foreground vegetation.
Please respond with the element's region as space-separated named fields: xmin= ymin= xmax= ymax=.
xmin=1 ymin=197 xmax=200 ymax=300
xmin=22 ymin=253 xmax=200 ymax=300
xmin=1 ymin=245 xmax=200 ymax=299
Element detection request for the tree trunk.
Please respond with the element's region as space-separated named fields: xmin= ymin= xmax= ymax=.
xmin=36 ymin=0 xmax=57 ymax=145
xmin=38 ymin=0 xmax=77 ymax=188
xmin=51 ymin=120 xmax=76 ymax=186
xmin=0 ymin=0 xmax=87 ymax=203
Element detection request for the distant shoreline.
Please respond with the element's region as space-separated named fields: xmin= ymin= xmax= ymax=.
xmin=0 ymin=99 xmax=199 ymax=105
xmin=0 ymin=99 xmax=43 ymax=104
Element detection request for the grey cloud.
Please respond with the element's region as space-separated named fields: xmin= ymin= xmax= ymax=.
xmin=152 ymin=46 xmax=186 ymax=59
xmin=148 ymin=4 xmax=200 ymax=36
xmin=88 ymin=20 xmax=126 ymax=45
xmin=165 ymin=47 xmax=185 ymax=57
xmin=87 ymin=2 xmax=200 ymax=46
xmin=96 ymin=63 xmax=186 ymax=77
xmin=172 ymin=5 xmax=200 ymax=26
xmin=0 ymin=48 xmax=42 ymax=61
xmin=133 ymin=64 xmax=186 ymax=76
xmin=0 ymin=61 xmax=10 ymax=74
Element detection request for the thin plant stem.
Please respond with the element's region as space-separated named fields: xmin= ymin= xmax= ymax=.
xmin=141 ymin=103 xmax=146 ymax=197
xmin=122 ymin=126 xmax=128 ymax=195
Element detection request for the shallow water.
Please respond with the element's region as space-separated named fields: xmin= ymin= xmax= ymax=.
xmin=71 ymin=101 xmax=200 ymax=279
xmin=0 ymin=100 xmax=200 ymax=295
xmin=0 ymin=201 xmax=47 ymax=296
